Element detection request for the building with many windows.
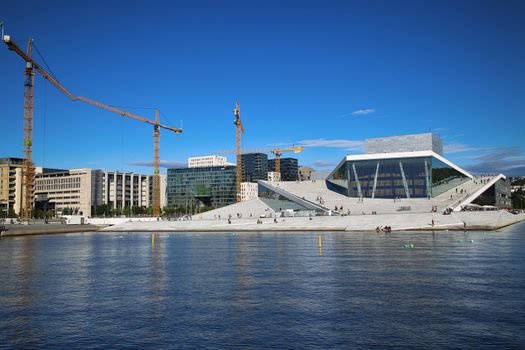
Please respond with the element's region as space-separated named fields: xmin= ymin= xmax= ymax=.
xmin=0 ymin=157 xmax=23 ymax=216
xmin=167 ymin=165 xmax=236 ymax=208
xmin=241 ymin=182 xmax=258 ymax=202
xmin=255 ymin=133 xmax=512 ymax=211
xmin=268 ymin=157 xmax=299 ymax=181
xmin=34 ymin=169 xmax=164 ymax=216
xmin=188 ymin=155 xmax=228 ymax=168
xmin=241 ymin=153 xmax=268 ymax=182
xmin=326 ymin=151 xmax=471 ymax=199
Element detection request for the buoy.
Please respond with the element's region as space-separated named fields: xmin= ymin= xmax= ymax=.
xmin=152 ymin=233 xmax=155 ymax=249
xmin=318 ymin=235 xmax=322 ymax=249
xmin=403 ymin=243 xmax=414 ymax=249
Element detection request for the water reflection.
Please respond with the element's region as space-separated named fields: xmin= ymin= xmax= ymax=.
xmin=0 ymin=224 xmax=524 ymax=348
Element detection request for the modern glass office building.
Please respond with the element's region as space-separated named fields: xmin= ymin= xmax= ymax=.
xmin=268 ymin=158 xmax=299 ymax=181
xmin=241 ymin=153 xmax=268 ymax=182
xmin=326 ymin=151 xmax=473 ymax=199
xmin=166 ymin=166 xmax=236 ymax=208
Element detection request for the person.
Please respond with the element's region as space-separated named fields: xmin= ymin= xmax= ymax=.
xmin=431 ymin=219 xmax=434 ymax=227
xmin=228 ymin=218 xmax=231 ymax=224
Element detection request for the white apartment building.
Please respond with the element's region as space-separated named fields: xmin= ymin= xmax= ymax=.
xmin=241 ymin=182 xmax=258 ymax=202
xmin=188 ymin=155 xmax=227 ymax=168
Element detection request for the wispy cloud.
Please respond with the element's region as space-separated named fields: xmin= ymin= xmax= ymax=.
xmin=444 ymin=143 xmax=484 ymax=154
xmin=128 ymin=160 xmax=186 ymax=168
xmin=351 ymin=108 xmax=375 ymax=116
xmin=463 ymin=146 xmax=525 ymax=175
xmin=298 ymin=139 xmax=364 ymax=151
xmin=312 ymin=160 xmax=338 ymax=168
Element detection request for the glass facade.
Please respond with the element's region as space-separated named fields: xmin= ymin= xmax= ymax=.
xmin=166 ymin=166 xmax=236 ymax=208
xmin=327 ymin=156 xmax=470 ymax=199
xmin=268 ymin=158 xmax=299 ymax=181
xmin=472 ymin=179 xmax=512 ymax=208
xmin=241 ymin=153 xmax=268 ymax=182
xmin=258 ymin=182 xmax=321 ymax=212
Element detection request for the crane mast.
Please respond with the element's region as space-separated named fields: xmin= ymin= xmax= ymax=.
xmin=22 ymin=38 xmax=35 ymax=221
xmin=233 ymin=102 xmax=244 ymax=202
xmin=3 ymin=33 xmax=182 ymax=218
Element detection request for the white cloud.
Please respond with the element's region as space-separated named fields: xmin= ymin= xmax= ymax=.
xmin=351 ymin=108 xmax=375 ymax=116
xmin=444 ymin=143 xmax=483 ymax=154
xmin=298 ymin=139 xmax=364 ymax=151
xmin=312 ymin=160 xmax=338 ymax=168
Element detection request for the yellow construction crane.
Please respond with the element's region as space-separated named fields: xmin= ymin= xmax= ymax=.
xmin=215 ymin=146 xmax=305 ymax=181
xmin=3 ymin=33 xmax=182 ymax=218
xmin=271 ymin=146 xmax=305 ymax=180
xmin=233 ymin=101 xmax=244 ymax=202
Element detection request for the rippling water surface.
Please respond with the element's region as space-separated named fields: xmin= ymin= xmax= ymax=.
xmin=1 ymin=223 xmax=525 ymax=349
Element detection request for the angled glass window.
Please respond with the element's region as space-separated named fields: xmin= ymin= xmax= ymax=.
xmin=430 ymin=158 xmax=469 ymax=197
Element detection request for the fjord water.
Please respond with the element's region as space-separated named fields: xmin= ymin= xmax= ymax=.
xmin=1 ymin=224 xmax=524 ymax=349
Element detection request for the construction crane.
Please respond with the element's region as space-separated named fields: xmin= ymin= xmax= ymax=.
xmin=233 ymin=101 xmax=244 ymax=202
xmin=215 ymin=146 xmax=305 ymax=181
xmin=270 ymin=146 xmax=305 ymax=180
xmin=3 ymin=33 xmax=182 ymax=218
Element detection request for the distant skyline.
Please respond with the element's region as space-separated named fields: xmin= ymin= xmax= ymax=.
xmin=1 ymin=0 xmax=524 ymax=175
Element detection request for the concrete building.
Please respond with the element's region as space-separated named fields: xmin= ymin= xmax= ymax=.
xmin=188 ymin=155 xmax=227 ymax=168
xmin=0 ymin=157 xmax=23 ymax=216
xmin=365 ymin=133 xmax=443 ymax=156
xmin=298 ymin=166 xmax=313 ymax=181
xmin=241 ymin=153 xmax=268 ymax=183
xmin=241 ymin=182 xmax=258 ymax=202
xmin=35 ymin=168 xmax=100 ymax=216
xmin=267 ymin=172 xmax=281 ymax=182
xmin=103 ymin=171 xmax=156 ymax=210
xmin=167 ymin=165 xmax=236 ymax=208
xmin=268 ymin=157 xmax=299 ymax=181
xmin=34 ymin=169 xmax=164 ymax=217
xmin=257 ymin=133 xmax=512 ymax=211
xmin=1 ymin=157 xmax=64 ymax=216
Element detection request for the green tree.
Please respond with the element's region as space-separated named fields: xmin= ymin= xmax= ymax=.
xmin=512 ymin=189 xmax=524 ymax=209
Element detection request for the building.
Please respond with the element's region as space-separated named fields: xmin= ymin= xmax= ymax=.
xmin=241 ymin=182 xmax=258 ymax=202
xmin=188 ymin=155 xmax=227 ymax=168
xmin=365 ymin=133 xmax=443 ymax=156
xmin=35 ymin=168 xmax=101 ymax=216
xmin=255 ymin=133 xmax=512 ymax=212
xmin=327 ymin=150 xmax=473 ymax=199
xmin=241 ymin=153 xmax=268 ymax=182
xmin=1 ymin=157 xmax=64 ymax=216
xmin=104 ymin=171 xmax=156 ymax=210
xmin=34 ymin=169 xmax=163 ymax=216
xmin=0 ymin=157 xmax=23 ymax=216
xmin=298 ymin=166 xmax=313 ymax=181
xmin=268 ymin=157 xmax=299 ymax=181
xmin=267 ymin=171 xmax=281 ymax=182
xmin=167 ymin=165 xmax=236 ymax=208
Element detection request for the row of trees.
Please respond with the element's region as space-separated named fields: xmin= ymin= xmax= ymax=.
xmin=5 ymin=204 xmax=216 ymax=219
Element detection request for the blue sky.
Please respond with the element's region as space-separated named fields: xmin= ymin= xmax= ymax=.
xmin=1 ymin=0 xmax=524 ymax=175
